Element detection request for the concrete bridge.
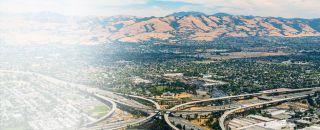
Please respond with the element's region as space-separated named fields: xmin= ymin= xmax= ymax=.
xmin=164 ymin=88 xmax=316 ymax=130
xmin=115 ymin=93 xmax=161 ymax=110
xmin=82 ymin=94 xmax=117 ymax=127
xmin=80 ymin=113 xmax=157 ymax=130
xmin=218 ymin=92 xmax=318 ymax=130
xmin=3 ymin=70 xmax=319 ymax=130
xmin=0 ymin=70 xmax=160 ymax=130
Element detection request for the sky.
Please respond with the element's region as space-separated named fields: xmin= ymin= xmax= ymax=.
xmin=0 ymin=0 xmax=320 ymax=18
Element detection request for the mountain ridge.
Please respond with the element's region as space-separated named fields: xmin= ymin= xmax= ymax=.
xmin=2 ymin=11 xmax=320 ymax=44
xmin=99 ymin=12 xmax=320 ymax=43
xmin=167 ymin=11 xmax=207 ymax=17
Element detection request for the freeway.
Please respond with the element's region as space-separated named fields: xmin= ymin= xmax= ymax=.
xmin=3 ymin=70 xmax=319 ymax=130
xmin=164 ymin=87 xmax=316 ymax=130
xmin=116 ymin=93 xmax=161 ymax=110
xmin=170 ymin=117 xmax=204 ymax=130
xmin=36 ymin=72 xmax=160 ymax=130
xmin=87 ymin=93 xmax=161 ymax=130
xmin=81 ymin=113 xmax=157 ymax=130
xmin=83 ymin=94 xmax=117 ymax=127
xmin=0 ymin=70 xmax=160 ymax=130
xmin=170 ymin=88 xmax=311 ymax=111
xmin=164 ymin=113 xmax=180 ymax=130
xmin=101 ymin=93 xmax=152 ymax=111
xmin=171 ymin=105 xmax=238 ymax=114
xmin=39 ymin=74 xmax=160 ymax=129
xmin=218 ymin=93 xmax=316 ymax=130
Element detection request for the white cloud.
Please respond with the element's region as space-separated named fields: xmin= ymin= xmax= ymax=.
xmin=160 ymin=0 xmax=320 ymax=18
xmin=0 ymin=0 xmax=147 ymax=16
xmin=113 ymin=6 xmax=174 ymax=17
xmin=0 ymin=0 xmax=319 ymax=18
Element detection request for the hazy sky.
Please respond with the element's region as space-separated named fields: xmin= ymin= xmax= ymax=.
xmin=0 ymin=0 xmax=320 ymax=18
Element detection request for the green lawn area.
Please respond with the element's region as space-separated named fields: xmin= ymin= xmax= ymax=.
xmin=148 ymin=85 xmax=185 ymax=95
xmin=155 ymin=86 xmax=168 ymax=92
xmin=149 ymin=86 xmax=168 ymax=95
xmin=181 ymin=97 xmax=192 ymax=102
xmin=89 ymin=105 xmax=110 ymax=118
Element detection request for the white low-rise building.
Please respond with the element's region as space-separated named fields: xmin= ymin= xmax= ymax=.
xmin=239 ymin=120 xmax=296 ymax=130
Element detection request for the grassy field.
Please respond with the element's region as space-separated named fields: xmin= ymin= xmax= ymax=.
xmin=148 ymin=86 xmax=168 ymax=95
xmin=209 ymin=51 xmax=288 ymax=60
xmin=148 ymin=85 xmax=185 ymax=95
xmin=89 ymin=105 xmax=110 ymax=118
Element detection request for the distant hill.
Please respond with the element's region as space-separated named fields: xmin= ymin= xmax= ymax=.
xmin=95 ymin=11 xmax=320 ymax=42
xmin=2 ymin=11 xmax=320 ymax=44
xmin=167 ymin=11 xmax=207 ymax=17
xmin=213 ymin=12 xmax=232 ymax=17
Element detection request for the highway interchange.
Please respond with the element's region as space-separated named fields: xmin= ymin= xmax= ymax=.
xmin=1 ymin=70 xmax=319 ymax=130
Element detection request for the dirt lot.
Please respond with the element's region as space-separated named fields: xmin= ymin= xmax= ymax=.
xmin=194 ymin=51 xmax=289 ymax=64
xmin=209 ymin=51 xmax=288 ymax=60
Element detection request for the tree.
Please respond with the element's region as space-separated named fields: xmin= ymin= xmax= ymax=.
xmin=186 ymin=115 xmax=191 ymax=121
xmin=194 ymin=113 xmax=199 ymax=119
xmin=176 ymin=124 xmax=182 ymax=129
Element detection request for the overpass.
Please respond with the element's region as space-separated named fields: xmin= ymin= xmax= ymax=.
xmin=115 ymin=93 xmax=161 ymax=110
xmin=164 ymin=88 xmax=316 ymax=130
xmin=89 ymin=93 xmax=161 ymax=130
xmin=80 ymin=113 xmax=157 ymax=130
xmin=0 ymin=70 xmax=161 ymax=130
xmin=218 ymin=93 xmax=316 ymax=130
xmin=82 ymin=94 xmax=117 ymax=127
xmin=170 ymin=88 xmax=312 ymax=111
xmin=3 ymin=70 xmax=319 ymax=130
xmin=170 ymin=105 xmax=238 ymax=113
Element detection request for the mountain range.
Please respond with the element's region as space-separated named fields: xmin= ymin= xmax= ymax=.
xmin=1 ymin=11 xmax=320 ymax=44
xmin=99 ymin=12 xmax=320 ymax=43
